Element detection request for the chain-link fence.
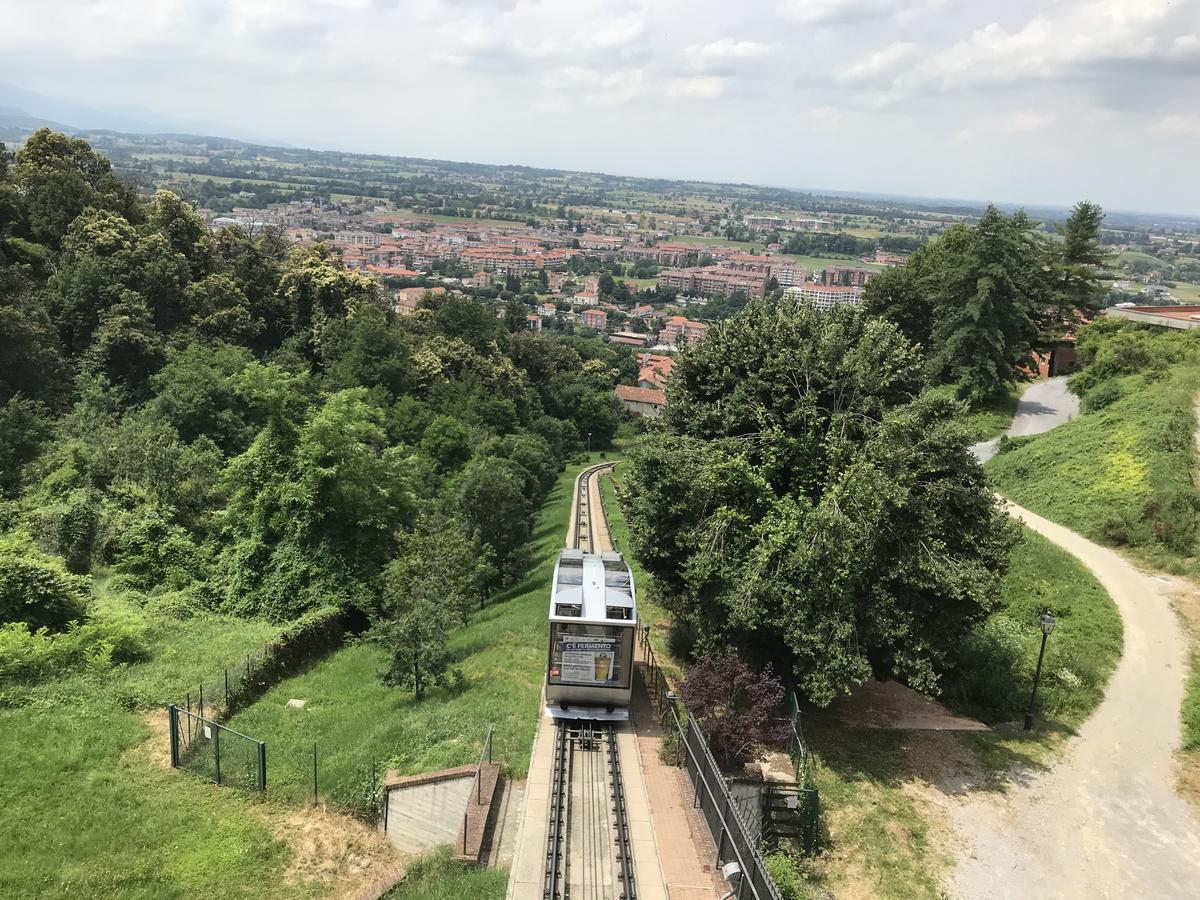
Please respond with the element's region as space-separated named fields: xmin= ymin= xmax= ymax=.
xmin=169 ymin=704 xmax=265 ymax=793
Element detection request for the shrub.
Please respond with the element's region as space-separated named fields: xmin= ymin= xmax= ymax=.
xmin=1080 ymin=380 xmax=1122 ymax=413
xmin=766 ymin=851 xmax=813 ymax=900
xmin=34 ymin=488 xmax=100 ymax=573
xmin=679 ymin=652 xmax=790 ymax=769
xmin=0 ymin=551 xmax=91 ymax=631
xmin=0 ymin=615 xmax=148 ymax=683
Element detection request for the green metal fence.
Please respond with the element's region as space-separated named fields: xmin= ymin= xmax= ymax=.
xmin=168 ymin=704 xmax=265 ymax=794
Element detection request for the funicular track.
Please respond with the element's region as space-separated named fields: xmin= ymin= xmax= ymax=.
xmin=542 ymin=462 xmax=636 ymax=900
xmin=543 ymin=719 xmax=636 ymax=900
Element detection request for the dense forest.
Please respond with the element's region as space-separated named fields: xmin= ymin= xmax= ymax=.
xmin=0 ymin=130 xmax=622 ymax=686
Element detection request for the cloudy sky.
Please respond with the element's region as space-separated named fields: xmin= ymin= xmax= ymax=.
xmin=2 ymin=0 xmax=1199 ymax=214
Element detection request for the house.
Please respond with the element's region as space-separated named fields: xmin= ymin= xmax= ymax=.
xmin=632 ymin=304 xmax=656 ymax=318
xmin=526 ymin=313 xmax=543 ymax=333
xmin=615 ymin=384 xmax=666 ymax=417
xmin=393 ymin=286 xmax=445 ymax=316
xmin=470 ymin=271 xmax=493 ymax=289
xmin=573 ymin=290 xmax=600 ymax=307
xmin=638 ymin=353 xmax=674 ymax=389
xmin=581 ymin=309 xmax=608 ymax=331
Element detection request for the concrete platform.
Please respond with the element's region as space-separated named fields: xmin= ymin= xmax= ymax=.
xmin=382 ymin=766 xmax=475 ymax=853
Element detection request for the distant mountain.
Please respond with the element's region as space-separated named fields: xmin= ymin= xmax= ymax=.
xmin=0 ymin=82 xmax=287 ymax=147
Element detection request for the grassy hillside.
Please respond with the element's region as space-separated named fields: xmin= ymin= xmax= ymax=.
xmin=225 ymin=457 xmax=598 ymax=806
xmin=0 ymin=595 xmax=297 ymax=899
xmin=987 ymin=365 xmax=1200 ymax=569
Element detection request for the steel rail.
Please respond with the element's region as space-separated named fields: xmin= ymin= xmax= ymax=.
xmin=543 ymin=720 xmax=570 ymax=899
xmin=605 ymin=723 xmax=637 ymax=900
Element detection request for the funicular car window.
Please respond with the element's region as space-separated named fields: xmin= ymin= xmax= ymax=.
xmin=548 ymin=622 xmax=633 ymax=689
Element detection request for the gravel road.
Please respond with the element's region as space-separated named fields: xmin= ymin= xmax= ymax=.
xmin=951 ymin=379 xmax=1200 ymax=898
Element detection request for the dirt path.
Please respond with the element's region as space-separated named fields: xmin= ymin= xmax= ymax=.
xmin=948 ymin=501 xmax=1200 ymax=899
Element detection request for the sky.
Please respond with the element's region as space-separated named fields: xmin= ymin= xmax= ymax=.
xmin=2 ymin=0 xmax=1199 ymax=215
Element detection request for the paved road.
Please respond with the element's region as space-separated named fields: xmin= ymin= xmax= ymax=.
xmin=951 ymin=378 xmax=1200 ymax=898
xmin=971 ymin=377 xmax=1080 ymax=463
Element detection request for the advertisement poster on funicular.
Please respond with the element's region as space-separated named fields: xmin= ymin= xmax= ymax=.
xmin=560 ymin=637 xmax=618 ymax=683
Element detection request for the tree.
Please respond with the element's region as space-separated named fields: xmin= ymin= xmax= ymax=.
xmin=453 ymin=456 xmax=533 ymax=586
xmin=374 ymin=595 xmax=458 ymax=699
xmin=680 ymin=653 xmax=790 ymax=769
xmin=0 ymin=396 xmax=52 ymax=497
xmin=927 ymin=207 xmax=1044 ymax=402
xmin=1053 ymin=200 xmax=1109 ymax=316
xmin=420 ymin=415 xmax=472 ymax=473
xmin=620 ymin=300 xmax=1017 ymax=705
xmin=12 ymin=128 xmax=139 ymax=249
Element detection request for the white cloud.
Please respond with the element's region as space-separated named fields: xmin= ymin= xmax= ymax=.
xmin=1150 ymin=114 xmax=1200 ymax=137
xmin=1005 ymin=111 xmax=1053 ymax=132
xmin=668 ymin=75 xmax=729 ymax=99
xmin=687 ymin=38 xmax=772 ymax=62
xmin=839 ymin=42 xmax=918 ymax=85
xmin=778 ymin=0 xmax=943 ymax=27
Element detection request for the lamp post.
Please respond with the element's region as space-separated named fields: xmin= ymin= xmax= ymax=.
xmin=587 ymin=432 xmax=592 ymax=455
xmin=1024 ymin=612 xmax=1057 ymax=731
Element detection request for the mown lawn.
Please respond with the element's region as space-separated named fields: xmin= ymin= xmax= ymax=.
xmin=225 ymin=457 xmax=602 ymax=806
xmin=0 ymin=599 xmax=299 ymax=899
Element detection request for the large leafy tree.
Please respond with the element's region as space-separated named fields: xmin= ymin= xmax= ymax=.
xmin=621 ymin=300 xmax=1017 ymax=705
xmin=11 ymin=128 xmax=139 ymax=249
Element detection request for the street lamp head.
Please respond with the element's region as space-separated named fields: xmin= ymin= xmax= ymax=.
xmin=1039 ymin=612 xmax=1057 ymax=636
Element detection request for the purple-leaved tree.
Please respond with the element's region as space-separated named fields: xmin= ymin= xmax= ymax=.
xmin=680 ymin=652 xmax=791 ymax=769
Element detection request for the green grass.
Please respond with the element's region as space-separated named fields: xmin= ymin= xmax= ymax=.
xmin=1184 ymin=654 xmax=1200 ymax=752
xmin=0 ymin=598 xmax=300 ymax=899
xmin=225 ymin=457 xmax=606 ymax=805
xmin=986 ymin=365 xmax=1200 ymax=568
xmin=382 ymin=847 xmax=507 ymax=899
xmin=947 ymin=527 xmax=1122 ymax=728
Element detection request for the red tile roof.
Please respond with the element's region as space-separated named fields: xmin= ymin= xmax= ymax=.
xmin=616 ymin=385 xmax=666 ymax=405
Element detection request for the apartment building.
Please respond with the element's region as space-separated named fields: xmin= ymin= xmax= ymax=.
xmin=657 ymin=266 xmax=767 ymax=298
xmin=581 ymin=309 xmax=608 ymax=331
xmin=784 ymin=283 xmax=863 ymax=311
xmin=460 ymin=247 xmax=537 ymax=275
xmin=659 ymin=316 xmax=710 ymax=346
xmin=336 ymin=231 xmax=383 ymax=248
xmin=822 ymin=266 xmax=875 ymax=287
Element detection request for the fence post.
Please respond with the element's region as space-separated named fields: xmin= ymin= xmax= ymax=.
xmin=186 ymin=691 xmax=192 ymax=744
xmin=371 ymin=759 xmax=377 ymax=815
xmin=214 ymin=725 xmax=222 ymax=785
xmin=199 ymin=683 xmax=205 ymax=721
xmin=312 ymin=743 xmax=318 ymax=804
xmin=224 ymin=668 xmax=230 ymax=711
xmin=258 ymin=741 xmax=267 ymax=795
xmin=715 ymin=789 xmax=729 ymax=866
xmin=168 ymin=705 xmax=179 ymax=768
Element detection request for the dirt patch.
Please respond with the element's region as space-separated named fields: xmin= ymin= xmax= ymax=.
xmin=139 ymin=709 xmax=173 ymax=769
xmin=825 ymin=680 xmax=990 ymax=732
xmin=266 ymin=805 xmax=402 ymax=898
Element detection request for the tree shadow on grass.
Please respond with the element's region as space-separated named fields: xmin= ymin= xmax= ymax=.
xmin=804 ymin=705 xmax=1070 ymax=798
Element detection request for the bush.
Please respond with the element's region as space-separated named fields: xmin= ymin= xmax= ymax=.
xmin=766 ymin=851 xmax=814 ymax=900
xmin=34 ymin=488 xmax=100 ymax=573
xmin=1080 ymin=379 xmax=1123 ymax=413
xmin=0 ymin=615 xmax=148 ymax=683
xmin=680 ymin=652 xmax=790 ymax=769
xmin=0 ymin=551 xmax=91 ymax=631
